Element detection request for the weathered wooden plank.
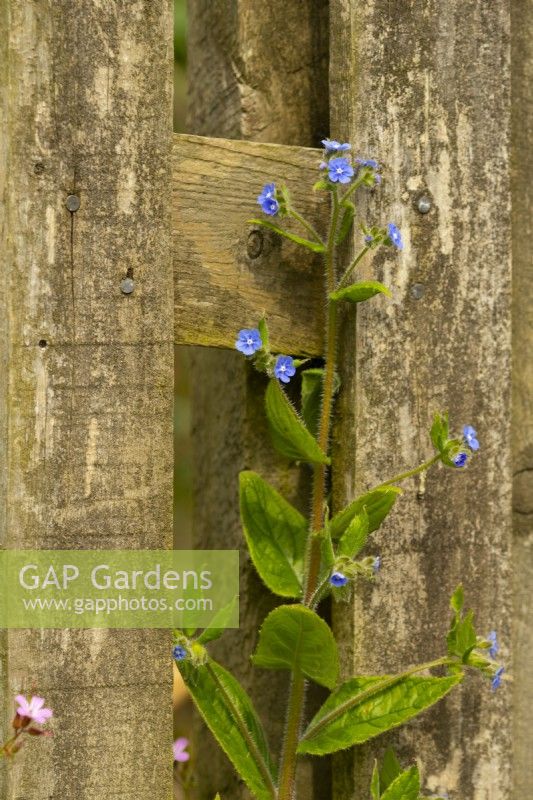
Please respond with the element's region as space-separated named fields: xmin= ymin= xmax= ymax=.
xmin=186 ymin=2 xmax=329 ymax=798
xmin=0 ymin=2 xmax=174 ymax=798
xmin=173 ymin=134 xmax=325 ymax=356
xmin=511 ymin=0 xmax=533 ymax=794
xmin=329 ymin=2 xmax=512 ymax=799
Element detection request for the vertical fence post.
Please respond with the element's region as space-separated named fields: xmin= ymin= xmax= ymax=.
xmin=511 ymin=0 xmax=533 ymax=795
xmin=329 ymin=2 xmax=512 ymax=798
xmin=186 ymin=2 xmax=328 ymax=797
xmin=0 ymin=2 xmax=174 ymax=797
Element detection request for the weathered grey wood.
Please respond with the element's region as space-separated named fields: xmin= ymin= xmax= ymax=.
xmin=0 ymin=2 xmax=174 ymax=798
xmin=173 ymin=134 xmax=324 ymax=356
xmin=511 ymin=0 xmax=533 ymax=795
xmin=186 ymin=2 xmax=329 ymax=798
xmin=329 ymin=2 xmax=512 ymax=798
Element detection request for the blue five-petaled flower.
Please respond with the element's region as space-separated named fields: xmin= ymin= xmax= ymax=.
xmin=487 ymin=630 xmax=499 ymax=659
xmin=355 ymin=157 xmax=379 ymax=169
xmin=274 ymin=355 xmax=296 ymax=384
xmin=453 ymin=452 xmax=468 ymax=468
xmin=235 ymin=328 xmax=262 ymax=356
xmin=491 ymin=666 xmax=504 ymax=691
xmin=330 ymin=571 xmax=348 ymax=587
xmin=463 ymin=425 xmax=480 ymax=451
xmin=322 ymin=139 xmax=351 ymax=154
xmin=173 ymin=645 xmax=188 ymax=662
xmin=257 ymin=183 xmax=279 ymax=216
xmin=328 ymin=157 xmax=354 ymax=184
xmin=387 ymin=222 xmax=403 ymax=250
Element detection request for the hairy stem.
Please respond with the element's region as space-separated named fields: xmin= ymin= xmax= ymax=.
xmin=278 ymin=190 xmax=342 ymax=800
xmin=288 ymin=208 xmax=325 ymax=247
xmin=376 ymin=453 xmax=441 ymax=487
xmin=337 ymin=245 xmax=370 ymax=289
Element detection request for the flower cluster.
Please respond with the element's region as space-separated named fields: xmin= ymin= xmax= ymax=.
xmin=235 ymin=325 xmax=297 ymax=385
xmin=453 ymin=425 xmax=481 ymax=468
xmin=1 ymin=695 xmax=53 ymax=759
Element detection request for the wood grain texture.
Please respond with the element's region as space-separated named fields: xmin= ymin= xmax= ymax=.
xmin=173 ymin=134 xmax=325 ymax=356
xmin=186 ymin=2 xmax=329 ymax=798
xmin=511 ymin=0 xmax=533 ymax=795
xmin=329 ymin=2 xmax=512 ymax=798
xmin=0 ymin=2 xmax=174 ymax=798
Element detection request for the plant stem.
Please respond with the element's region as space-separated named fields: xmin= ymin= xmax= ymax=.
xmin=205 ymin=663 xmax=277 ymax=800
xmin=337 ymin=246 xmax=370 ymax=289
xmin=276 ymin=671 xmax=305 ymax=800
xmin=376 ymin=453 xmax=441 ymax=487
xmin=278 ymin=189 xmax=342 ymax=800
xmin=288 ymin=208 xmax=324 ymax=247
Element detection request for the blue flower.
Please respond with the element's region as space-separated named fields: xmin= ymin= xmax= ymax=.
xmin=364 ymin=234 xmax=374 ymax=245
xmin=173 ymin=645 xmax=188 ymax=661
xmin=322 ymin=139 xmax=351 ymax=154
xmin=257 ymin=183 xmax=279 ymax=216
xmin=235 ymin=328 xmax=262 ymax=356
xmin=319 ymin=161 xmax=328 ymax=170
xmin=330 ymin=571 xmax=348 ymax=587
xmin=491 ymin=666 xmax=504 ymax=691
xmin=373 ymin=556 xmax=382 ymax=573
xmin=387 ymin=222 xmax=403 ymax=250
xmin=274 ymin=355 xmax=296 ymax=384
xmin=463 ymin=425 xmax=480 ymax=451
xmin=355 ymin=158 xmax=379 ymax=169
xmin=328 ymin=157 xmax=354 ymax=184
xmin=453 ymin=452 xmax=468 ymax=468
xmin=487 ymin=630 xmax=499 ymax=659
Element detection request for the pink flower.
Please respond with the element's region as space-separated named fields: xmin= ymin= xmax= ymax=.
xmin=173 ymin=737 xmax=190 ymax=763
xmin=15 ymin=695 xmax=53 ymax=725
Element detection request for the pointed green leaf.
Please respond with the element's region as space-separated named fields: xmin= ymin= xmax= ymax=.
xmin=335 ymin=200 xmax=355 ymax=245
xmin=258 ymin=317 xmax=270 ymax=353
xmin=450 ymin=583 xmax=464 ymax=613
xmin=181 ymin=659 xmax=277 ymax=800
xmin=338 ymin=510 xmax=369 ymax=557
xmin=196 ymin=596 xmax=238 ymax=645
xmin=248 ymin=219 xmax=326 ymax=253
xmin=447 ymin=609 xmax=477 ymax=661
xmin=239 ymin=471 xmax=307 ymax=598
xmin=252 ymin=605 xmax=339 ymax=689
xmin=381 ymin=766 xmax=420 ymax=800
xmin=380 ymin=747 xmax=402 ymax=792
xmin=329 ymin=487 xmax=401 ymax=540
xmin=301 ymin=368 xmax=323 ymax=438
xmin=430 ymin=411 xmax=449 ymax=453
xmin=265 ymin=379 xmax=330 ymax=465
xmin=298 ymin=673 xmax=463 ymax=755
xmin=370 ymin=762 xmax=381 ymax=800
xmin=330 ymin=281 xmax=391 ymax=304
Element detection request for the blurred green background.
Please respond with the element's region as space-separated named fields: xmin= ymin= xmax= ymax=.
xmin=173 ymin=0 xmax=192 ymax=550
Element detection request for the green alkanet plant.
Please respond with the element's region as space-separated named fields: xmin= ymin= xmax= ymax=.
xmin=173 ymin=140 xmax=505 ymax=800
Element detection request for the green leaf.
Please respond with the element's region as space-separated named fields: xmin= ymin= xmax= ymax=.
xmin=450 ymin=583 xmax=464 ymax=613
xmin=338 ymin=510 xmax=369 ymax=557
xmin=258 ymin=317 xmax=270 ymax=353
xmin=265 ymin=379 xmax=330 ymax=465
xmin=252 ymin=605 xmax=339 ymax=689
xmin=239 ymin=471 xmax=307 ymax=598
xmin=335 ymin=200 xmax=355 ymax=245
xmin=430 ymin=411 xmax=449 ymax=453
xmin=181 ymin=659 xmax=277 ymax=800
xmin=301 ymin=368 xmax=323 ymax=438
xmin=370 ymin=761 xmax=380 ymax=800
xmin=380 ymin=748 xmax=402 ymax=792
xmin=329 ymin=487 xmax=401 ymax=540
xmin=248 ymin=219 xmax=326 ymax=253
xmin=447 ymin=609 xmax=477 ymax=661
xmin=381 ymin=766 xmax=420 ymax=800
xmin=298 ymin=673 xmax=463 ymax=755
xmin=330 ymin=281 xmax=391 ymax=304
xmin=196 ymin=596 xmax=238 ymax=645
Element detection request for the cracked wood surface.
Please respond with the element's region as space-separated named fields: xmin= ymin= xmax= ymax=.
xmin=329 ymin=2 xmax=513 ymax=798
xmin=173 ymin=134 xmax=325 ymax=356
xmin=0 ymin=2 xmax=174 ymax=798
